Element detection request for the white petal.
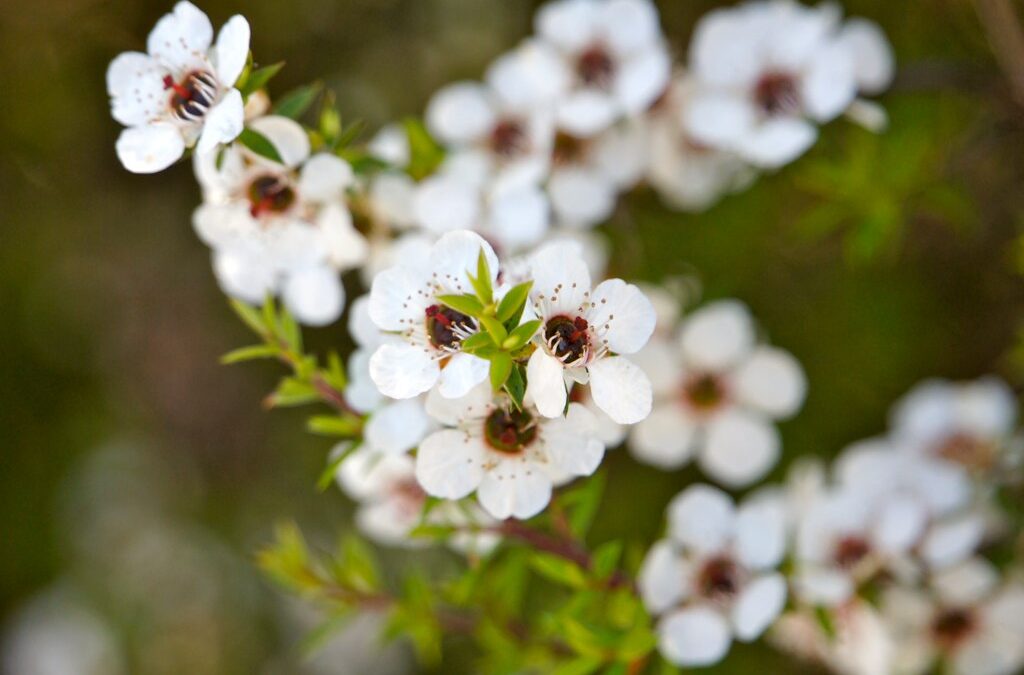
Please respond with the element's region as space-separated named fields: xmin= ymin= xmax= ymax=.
xmin=839 ymin=18 xmax=895 ymax=94
xmin=638 ymin=539 xmax=689 ymax=615
xmin=415 ymin=430 xmax=485 ymax=499
xmin=282 ymin=266 xmax=344 ymax=326
xmin=477 ymin=465 xmax=553 ymax=520
xmin=107 ymin=52 xmax=167 ymax=126
xmin=425 ymin=381 xmax=494 ymax=427
xmin=535 ymin=0 xmax=597 ymax=52
xmin=526 ymin=350 xmax=568 ymax=418
xmin=413 ymin=173 xmax=480 ymax=234
xmin=801 ymin=42 xmax=857 ymax=122
xmin=684 ymin=89 xmax=758 ymax=148
xmin=528 ymin=242 xmax=592 ymax=315
xmin=486 ymin=186 xmax=550 ymax=250
xmin=793 ymin=568 xmax=854 ymax=606
xmin=548 ymin=166 xmax=616 ymax=228
xmin=115 ymin=124 xmax=185 ymax=173
xmin=368 ymin=124 xmax=410 ymax=166
xmin=631 ymin=336 xmax=684 ymax=397
xmin=345 ymin=350 xmax=383 ymax=413
xmin=557 ymin=91 xmax=618 ymax=138
xmin=367 ymin=265 xmax=430 ymax=331
xmin=486 ymin=40 xmax=571 ymax=109
xmin=957 ymin=377 xmax=1017 ymax=438
xmin=735 ymin=496 xmax=787 ymax=570
xmin=318 ymin=203 xmax=369 ymax=270
xmin=931 ymin=558 xmax=999 ymax=606
xmin=438 ymin=353 xmax=491 ymax=399
xmin=299 ymin=154 xmax=354 ymax=202
xmin=212 ymin=249 xmax=274 ymax=303
xmin=428 ymin=230 xmax=499 ymax=292
xmin=892 ymin=380 xmax=957 ymax=446
xmin=366 ymin=399 xmax=431 ymax=455
xmin=658 ymin=607 xmax=732 ymax=667
xmin=196 ymin=88 xmax=244 ymax=154
xmin=689 ymin=9 xmax=763 ymax=88
xmin=733 ymin=346 xmax=807 ymax=419
xmin=542 ymin=403 xmax=606 ymax=476
xmin=667 ymin=484 xmax=735 ymax=553
xmin=247 ymin=115 xmax=310 ymax=167
xmin=738 ymin=116 xmax=818 ymax=169
xmin=600 ymin=0 xmax=661 ymax=55
xmin=614 ymin=47 xmax=672 ymax=115
xmin=870 ymin=495 xmax=928 ymax=555
xmin=628 ymin=405 xmax=697 ymax=470
xmin=700 ymin=410 xmax=780 ymax=487
xmin=425 ymin=82 xmax=495 ymax=145
xmin=370 ymin=172 xmax=418 ymax=228
xmin=679 ymin=300 xmax=755 ymax=371
xmin=212 ymin=15 xmax=250 ymax=86
xmin=147 ymin=1 xmax=213 ymax=73
xmin=921 ymin=515 xmax=985 ymax=569
xmin=369 ymin=343 xmax=439 ymax=399
xmin=588 ymin=356 xmax=652 ymax=425
xmin=587 ymin=279 xmax=656 ymax=354
xmin=732 ymin=573 xmax=787 ymax=641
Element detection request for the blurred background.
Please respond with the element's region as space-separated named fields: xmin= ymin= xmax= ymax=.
xmin=2 ymin=0 xmax=1023 ymax=672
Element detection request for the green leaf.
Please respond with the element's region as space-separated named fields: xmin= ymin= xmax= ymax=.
xmin=334 ymin=119 xmax=366 ymax=150
xmin=278 ymin=305 xmax=302 ymax=351
xmin=504 ymin=364 xmax=526 ymax=410
xmin=496 ymin=281 xmax=533 ymax=322
xmin=220 ymin=344 xmax=278 ymax=364
xmin=266 ymin=377 xmax=319 ymax=408
xmin=316 ymin=441 xmax=359 ymax=491
xmin=407 ymin=523 xmax=456 ymax=540
xmin=553 ymin=656 xmax=604 ymax=675
xmin=239 ymin=61 xmax=284 ymax=97
xmin=489 ymin=352 xmax=513 ymax=391
xmin=591 ymin=540 xmax=623 ymax=580
xmin=229 ymin=298 xmax=267 ymax=335
xmin=402 ymin=117 xmax=445 ymax=179
xmin=562 ymin=471 xmax=606 ymax=539
xmin=460 ymin=331 xmax=495 ymax=354
xmin=503 ymin=320 xmax=541 ymax=350
xmin=307 ymin=414 xmax=363 ymax=437
xmin=238 ymin=127 xmax=283 ymax=163
xmin=479 ymin=315 xmax=508 ymax=343
xmin=323 ymin=351 xmax=347 ymax=390
xmin=437 ymin=293 xmax=485 ymax=318
xmin=299 ymin=609 xmax=353 ymax=657
xmin=529 ymin=552 xmax=587 ymax=589
xmin=273 ymin=81 xmax=323 ymax=119
xmin=469 ymin=249 xmax=494 ymax=305
xmin=335 ymin=535 xmax=380 ymax=592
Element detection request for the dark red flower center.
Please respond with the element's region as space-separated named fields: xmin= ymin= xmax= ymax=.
xmin=698 ymin=556 xmax=742 ymax=600
xmin=931 ymin=608 xmax=977 ymax=649
xmin=753 ymin=72 xmax=801 ymax=116
xmin=936 ymin=433 xmax=995 ymax=471
xmin=247 ymin=174 xmax=297 ymax=218
xmin=553 ymin=131 xmax=588 ymax=165
xmin=490 ymin=119 xmax=529 ymax=158
xmin=164 ymin=70 xmax=218 ymax=121
xmin=833 ymin=536 xmax=871 ymax=569
xmin=545 ymin=315 xmax=590 ymax=363
xmin=425 ymin=305 xmax=474 ymax=349
xmin=484 ymin=407 xmax=538 ymax=454
xmin=577 ymin=45 xmax=615 ymax=88
xmin=683 ymin=373 xmax=727 ymax=412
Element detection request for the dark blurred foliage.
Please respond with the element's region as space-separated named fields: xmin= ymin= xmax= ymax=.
xmin=2 ymin=0 xmax=1023 ymax=672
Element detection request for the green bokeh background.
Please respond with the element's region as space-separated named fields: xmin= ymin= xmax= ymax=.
xmin=2 ymin=0 xmax=1022 ymax=672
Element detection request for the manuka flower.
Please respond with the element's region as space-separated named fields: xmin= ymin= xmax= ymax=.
xmin=525 ymin=244 xmax=656 ymax=424
xmin=629 ymin=300 xmax=806 ymax=486
xmin=639 ymin=485 xmax=789 ymax=667
xmin=193 ymin=115 xmax=364 ymax=325
xmin=415 ymin=384 xmax=605 ymax=520
xmin=107 ymin=2 xmax=249 ymax=172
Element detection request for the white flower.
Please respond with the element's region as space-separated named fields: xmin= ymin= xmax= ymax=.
xmin=794 ymin=441 xmax=983 ymax=607
xmin=628 ymin=300 xmax=806 ymax=486
xmin=192 ymin=115 xmax=364 ymax=325
xmin=367 ymin=231 xmax=498 ymax=399
xmin=415 ymin=384 xmax=606 ymax=520
xmin=890 ymin=377 xmax=1017 ymax=474
xmin=684 ymin=1 xmax=893 ymax=168
xmin=646 ymin=74 xmax=756 ymax=211
xmin=524 ymin=245 xmax=656 ymax=424
xmin=770 ymin=601 xmax=894 ymax=675
xmin=638 ymin=485 xmax=789 ymax=667
xmin=337 ymin=447 xmax=431 ymax=547
xmin=505 ymin=0 xmax=671 ymax=138
xmin=880 ymin=558 xmax=1024 ymax=675
xmin=107 ymin=1 xmax=249 ymax=173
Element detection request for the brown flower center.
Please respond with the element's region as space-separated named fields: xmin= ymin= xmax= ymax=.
xmin=833 ymin=536 xmax=871 ymax=569
xmin=545 ymin=315 xmax=590 ymax=364
xmin=164 ymin=71 xmax=218 ymax=121
xmin=484 ymin=407 xmax=538 ymax=454
xmin=754 ymin=72 xmax=801 ymax=116
xmin=247 ymin=174 xmax=297 ymax=218
xmin=931 ymin=608 xmax=977 ymax=649
xmin=935 ymin=433 xmax=996 ymax=471
xmin=425 ymin=305 xmax=474 ymax=349
xmin=489 ymin=119 xmax=529 ymax=158
xmin=697 ymin=556 xmax=742 ymax=601
xmin=683 ymin=373 xmax=728 ymax=412
xmin=577 ymin=45 xmax=616 ymax=88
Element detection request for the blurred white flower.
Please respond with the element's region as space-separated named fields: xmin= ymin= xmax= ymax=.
xmin=891 ymin=376 xmax=1017 ymax=474
xmin=525 ymin=244 xmax=656 ymax=424
xmin=367 ymin=231 xmax=497 ymax=399
xmin=629 ymin=300 xmax=806 ymax=487
xmin=107 ymin=1 xmax=249 ymax=172
xmin=646 ymin=74 xmax=756 ymax=211
xmin=771 ymin=601 xmax=894 ymax=675
xmin=684 ymin=0 xmax=893 ymax=168
xmin=881 ymin=558 xmax=1024 ymax=675
xmin=415 ymin=383 xmax=606 ymax=519
xmin=193 ymin=115 xmax=363 ymax=325
xmin=639 ymin=485 xmax=789 ymax=667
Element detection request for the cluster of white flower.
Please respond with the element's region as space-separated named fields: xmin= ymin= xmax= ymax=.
xmin=637 ymin=375 xmax=1022 ymax=671
xmin=108 ymin=0 xmax=894 ymax=328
